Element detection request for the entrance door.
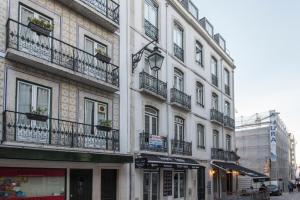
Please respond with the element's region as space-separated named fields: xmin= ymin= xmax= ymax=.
xmin=174 ymin=172 xmax=185 ymax=200
xmin=101 ymin=169 xmax=117 ymax=200
xmin=197 ymin=167 xmax=205 ymax=200
xmin=70 ymin=169 xmax=92 ymax=200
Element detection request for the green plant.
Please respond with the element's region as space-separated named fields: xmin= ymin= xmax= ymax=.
xmin=95 ymin=48 xmax=108 ymax=56
xmin=98 ymin=119 xmax=112 ymax=127
xmin=28 ymin=17 xmax=54 ymax=31
xmin=31 ymin=106 xmax=48 ymax=115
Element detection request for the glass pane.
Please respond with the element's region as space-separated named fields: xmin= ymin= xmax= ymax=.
xmin=152 ymin=117 xmax=157 ymax=135
xmin=151 ymin=173 xmax=159 ymax=200
xmin=85 ymin=100 xmax=94 ymax=125
xmin=85 ymin=38 xmax=94 ymax=55
xmin=174 ymin=173 xmax=178 ymax=198
xmin=180 ymin=173 xmax=184 ymax=197
xmin=20 ymin=7 xmax=34 ymax=24
xmin=145 ymin=115 xmax=150 ymax=134
xmin=143 ymin=173 xmax=150 ymax=200
xmin=18 ymin=82 xmax=32 ymax=113
xmin=96 ymin=43 xmax=107 ymax=55
xmin=97 ymin=103 xmax=107 ymax=122
xmin=37 ymin=87 xmax=49 ymax=115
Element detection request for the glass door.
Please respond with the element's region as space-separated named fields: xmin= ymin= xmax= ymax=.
xmin=174 ymin=172 xmax=185 ymax=200
xmin=143 ymin=172 xmax=160 ymax=200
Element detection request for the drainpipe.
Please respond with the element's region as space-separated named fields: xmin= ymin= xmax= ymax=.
xmin=165 ymin=1 xmax=170 ymax=157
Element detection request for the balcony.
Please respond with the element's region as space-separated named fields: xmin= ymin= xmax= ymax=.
xmin=224 ymin=116 xmax=235 ymax=130
xmin=6 ymin=19 xmax=119 ymax=92
xmin=171 ymin=139 xmax=192 ymax=156
xmin=225 ymin=84 xmax=230 ymax=96
xmin=57 ymin=0 xmax=119 ymax=32
xmin=211 ymin=148 xmax=239 ymax=162
xmin=2 ymin=110 xmax=120 ymax=151
xmin=174 ymin=43 xmax=184 ymax=62
xmin=170 ymin=88 xmax=191 ymax=111
xmin=211 ymin=74 xmax=218 ymax=87
xmin=145 ymin=19 xmax=158 ymax=41
xmin=140 ymin=132 xmax=168 ymax=153
xmin=210 ymin=109 xmax=223 ymax=124
xmin=139 ymin=71 xmax=167 ymax=100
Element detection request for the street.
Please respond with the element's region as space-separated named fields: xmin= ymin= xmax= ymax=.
xmin=271 ymin=192 xmax=300 ymax=200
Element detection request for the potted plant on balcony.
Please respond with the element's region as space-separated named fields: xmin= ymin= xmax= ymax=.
xmin=96 ymin=119 xmax=112 ymax=131
xmin=26 ymin=106 xmax=48 ymax=122
xmin=28 ymin=17 xmax=54 ymax=37
xmin=95 ymin=48 xmax=111 ymax=63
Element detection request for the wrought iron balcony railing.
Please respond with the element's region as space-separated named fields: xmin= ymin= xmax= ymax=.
xmin=174 ymin=43 xmax=184 ymax=61
xmin=6 ymin=19 xmax=119 ymax=87
xmin=140 ymin=132 xmax=168 ymax=153
xmin=225 ymin=84 xmax=230 ymax=96
xmin=210 ymin=109 xmax=223 ymax=124
xmin=139 ymin=71 xmax=167 ymax=99
xmin=144 ymin=19 xmax=158 ymax=41
xmin=171 ymin=139 xmax=192 ymax=156
xmin=211 ymin=148 xmax=239 ymax=162
xmin=211 ymin=74 xmax=218 ymax=87
xmin=170 ymin=88 xmax=191 ymax=110
xmin=82 ymin=0 xmax=119 ymax=24
xmin=224 ymin=115 xmax=235 ymax=130
xmin=2 ymin=110 xmax=120 ymax=151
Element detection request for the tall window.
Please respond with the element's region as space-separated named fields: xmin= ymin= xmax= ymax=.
xmin=213 ymin=130 xmax=219 ymax=148
xmin=224 ymin=101 xmax=230 ymax=117
xmin=197 ymin=124 xmax=205 ymax=149
xmin=173 ymin=23 xmax=184 ymax=61
xmin=226 ymin=135 xmax=231 ymax=151
xmin=224 ymin=69 xmax=230 ymax=95
xmin=174 ymin=116 xmax=184 ymax=141
xmin=85 ymin=99 xmax=107 ymax=126
xmin=196 ymin=41 xmax=203 ymax=66
xmin=196 ymin=82 xmax=204 ymax=107
xmin=144 ymin=0 xmax=158 ymax=40
xmin=212 ymin=93 xmax=218 ymax=110
xmin=143 ymin=171 xmax=160 ymax=200
xmin=211 ymin=57 xmax=218 ymax=87
xmin=174 ymin=68 xmax=184 ymax=91
xmin=145 ymin=106 xmax=159 ymax=135
xmin=174 ymin=172 xmax=185 ymax=198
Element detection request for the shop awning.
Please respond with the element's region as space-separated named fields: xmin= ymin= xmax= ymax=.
xmin=135 ymin=154 xmax=200 ymax=169
xmin=211 ymin=161 xmax=270 ymax=180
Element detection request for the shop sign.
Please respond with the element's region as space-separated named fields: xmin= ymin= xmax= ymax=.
xmin=149 ymin=135 xmax=164 ymax=149
xmin=270 ymin=112 xmax=277 ymax=162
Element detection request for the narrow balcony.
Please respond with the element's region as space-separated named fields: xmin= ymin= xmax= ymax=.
xmin=224 ymin=115 xmax=235 ymax=130
xmin=140 ymin=132 xmax=168 ymax=153
xmin=57 ymin=0 xmax=119 ymax=32
xmin=139 ymin=71 xmax=167 ymax=100
xmin=171 ymin=139 xmax=192 ymax=156
xmin=210 ymin=109 xmax=223 ymax=124
xmin=6 ymin=19 xmax=119 ymax=92
xmin=2 ymin=110 xmax=120 ymax=152
xmin=170 ymin=88 xmax=191 ymax=111
xmin=225 ymin=84 xmax=230 ymax=96
xmin=211 ymin=74 xmax=218 ymax=87
xmin=145 ymin=19 xmax=158 ymax=41
xmin=173 ymin=43 xmax=184 ymax=62
xmin=211 ymin=148 xmax=239 ymax=162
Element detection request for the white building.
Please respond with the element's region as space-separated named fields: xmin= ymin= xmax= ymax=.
xmin=126 ymin=0 xmax=243 ymax=199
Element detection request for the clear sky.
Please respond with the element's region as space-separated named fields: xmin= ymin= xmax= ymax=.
xmin=195 ymin=0 xmax=300 ymax=164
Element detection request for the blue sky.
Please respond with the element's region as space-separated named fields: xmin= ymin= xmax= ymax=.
xmin=195 ymin=0 xmax=300 ymax=164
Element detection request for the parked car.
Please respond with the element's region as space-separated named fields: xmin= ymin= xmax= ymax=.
xmin=267 ymin=185 xmax=282 ymax=196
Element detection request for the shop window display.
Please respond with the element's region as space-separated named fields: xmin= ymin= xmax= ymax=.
xmin=0 ymin=168 xmax=65 ymax=200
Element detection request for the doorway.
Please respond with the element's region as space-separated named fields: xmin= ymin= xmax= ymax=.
xmin=101 ymin=169 xmax=117 ymax=200
xmin=174 ymin=171 xmax=185 ymax=200
xmin=70 ymin=169 xmax=92 ymax=200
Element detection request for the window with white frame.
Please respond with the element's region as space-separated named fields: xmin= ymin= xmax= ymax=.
xmin=85 ymin=36 xmax=107 ymax=56
xmin=213 ymin=130 xmax=219 ymax=148
xmin=173 ymin=23 xmax=184 ymax=61
xmin=144 ymin=0 xmax=158 ymax=41
xmin=174 ymin=68 xmax=184 ymax=91
xmin=174 ymin=116 xmax=184 ymax=141
xmin=224 ymin=69 xmax=230 ymax=95
xmin=197 ymin=124 xmax=205 ymax=149
xmin=211 ymin=57 xmax=218 ymax=86
xmin=145 ymin=106 xmax=159 ymax=135
xmin=212 ymin=93 xmax=218 ymax=110
xmin=143 ymin=171 xmax=160 ymax=200
xmin=196 ymin=41 xmax=203 ymax=66
xmin=226 ymin=135 xmax=231 ymax=151
xmin=84 ymin=99 xmax=108 ymax=126
xmin=224 ymin=101 xmax=230 ymax=117
xmin=196 ymin=82 xmax=204 ymax=107
xmin=174 ymin=171 xmax=185 ymax=199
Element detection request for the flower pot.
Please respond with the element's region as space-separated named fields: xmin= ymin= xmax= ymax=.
xmin=28 ymin=22 xmax=51 ymax=37
xmin=96 ymin=125 xmax=112 ymax=132
xmin=26 ymin=113 xmax=48 ymax=122
xmin=95 ymin=52 xmax=111 ymax=63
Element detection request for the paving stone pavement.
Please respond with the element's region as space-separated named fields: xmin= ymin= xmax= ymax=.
xmin=270 ymin=192 xmax=300 ymax=200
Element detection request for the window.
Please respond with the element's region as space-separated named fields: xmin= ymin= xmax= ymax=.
xmin=85 ymin=36 xmax=107 ymax=56
xmin=197 ymin=124 xmax=205 ymax=149
xmin=145 ymin=106 xmax=159 ymax=135
xmin=213 ymin=130 xmax=219 ymax=148
xmin=187 ymin=0 xmax=198 ymax=19
xmin=144 ymin=0 xmax=158 ymax=40
xmin=196 ymin=82 xmax=204 ymax=107
xmin=84 ymin=99 xmax=108 ymax=126
xmin=211 ymin=57 xmax=218 ymax=87
xmin=173 ymin=23 xmax=184 ymax=61
xmin=143 ymin=171 xmax=160 ymax=200
xmin=163 ymin=171 xmax=172 ymax=196
xmin=212 ymin=93 xmax=218 ymax=110
xmin=224 ymin=69 xmax=230 ymax=95
xmin=174 ymin=68 xmax=184 ymax=91
xmin=174 ymin=172 xmax=185 ymax=198
xmin=174 ymin=116 xmax=184 ymax=141
xmin=224 ymin=101 xmax=230 ymax=117
xmin=226 ymin=135 xmax=231 ymax=151
xmin=196 ymin=41 xmax=203 ymax=66
xmin=16 ymin=81 xmax=51 ymax=143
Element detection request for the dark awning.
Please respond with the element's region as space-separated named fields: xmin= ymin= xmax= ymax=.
xmin=135 ymin=154 xmax=200 ymax=169
xmin=211 ymin=161 xmax=269 ymax=180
